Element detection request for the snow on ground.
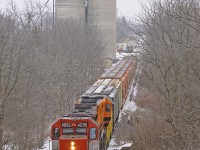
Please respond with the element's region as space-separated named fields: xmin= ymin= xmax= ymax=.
xmin=116 ymin=52 xmax=132 ymax=60
xmin=38 ymin=138 xmax=52 ymax=150
xmin=4 ymin=138 xmax=52 ymax=150
xmin=4 ymin=145 xmax=13 ymax=150
xmin=107 ymin=139 xmax=132 ymax=150
xmin=118 ymin=83 xmax=138 ymax=122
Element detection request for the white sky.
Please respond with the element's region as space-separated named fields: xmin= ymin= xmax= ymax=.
xmin=117 ymin=0 xmax=144 ymax=17
xmin=0 ymin=0 xmax=143 ymax=17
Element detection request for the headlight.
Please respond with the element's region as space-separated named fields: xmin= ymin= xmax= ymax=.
xmin=71 ymin=142 xmax=75 ymax=150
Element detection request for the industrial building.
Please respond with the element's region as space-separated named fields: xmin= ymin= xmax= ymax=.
xmin=55 ymin=0 xmax=116 ymax=66
xmin=55 ymin=0 xmax=85 ymax=19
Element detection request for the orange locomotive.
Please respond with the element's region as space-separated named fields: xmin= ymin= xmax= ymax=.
xmin=51 ymin=56 xmax=137 ymax=150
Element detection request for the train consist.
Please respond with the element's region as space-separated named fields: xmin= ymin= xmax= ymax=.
xmin=51 ymin=56 xmax=137 ymax=150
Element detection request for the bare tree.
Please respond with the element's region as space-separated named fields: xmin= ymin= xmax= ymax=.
xmin=1 ymin=0 xmax=105 ymax=149
xmin=0 ymin=13 xmax=35 ymax=149
xmin=124 ymin=0 xmax=200 ymax=149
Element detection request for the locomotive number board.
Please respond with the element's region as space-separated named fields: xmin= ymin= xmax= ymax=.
xmin=61 ymin=122 xmax=88 ymax=127
xmin=61 ymin=123 xmax=72 ymax=128
xmin=77 ymin=123 xmax=88 ymax=127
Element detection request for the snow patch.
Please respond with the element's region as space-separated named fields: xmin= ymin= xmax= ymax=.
xmin=38 ymin=138 xmax=52 ymax=150
xmin=107 ymin=139 xmax=132 ymax=150
xmin=118 ymin=83 xmax=138 ymax=122
xmin=116 ymin=52 xmax=136 ymax=60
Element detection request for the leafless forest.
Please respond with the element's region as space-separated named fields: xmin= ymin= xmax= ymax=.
xmin=0 ymin=1 xmax=105 ymax=149
xmin=122 ymin=0 xmax=200 ymax=149
xmin=1 ymin=0 xmax=200 ymax=149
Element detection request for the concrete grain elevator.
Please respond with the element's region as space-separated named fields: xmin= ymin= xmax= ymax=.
xmin=55 ymin=0 xmax=116 ymax=67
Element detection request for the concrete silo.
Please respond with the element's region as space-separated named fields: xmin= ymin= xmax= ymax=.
xmin=55 ymin=0 xmax=85 ymax=19
xmin=88 ymin=0 xmax=116 ymax=65
xmin=55 ymin=0 xmax=116 ymax=67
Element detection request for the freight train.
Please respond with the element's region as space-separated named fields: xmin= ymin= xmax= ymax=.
xmin=51 ymin=56 xmax=137 ymax=150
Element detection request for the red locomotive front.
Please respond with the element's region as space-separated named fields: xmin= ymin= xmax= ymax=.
xmin=51 ymin=115 xmax=99 ymax=150
xmin=59 ymin=136 xmax=88 ymax=150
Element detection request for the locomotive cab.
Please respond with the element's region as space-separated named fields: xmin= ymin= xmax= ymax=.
xmin=51 ymin=115 xmax=99 ymax=150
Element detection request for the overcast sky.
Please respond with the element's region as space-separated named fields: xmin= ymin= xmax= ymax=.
xmin=0 ymin=0 xmax=143 ymax=17
xmin=117 ymin=0 xmax=143 ymax=17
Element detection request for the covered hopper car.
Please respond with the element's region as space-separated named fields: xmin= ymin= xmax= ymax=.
xmin=51 ymin=56 xmax=137 ymax=150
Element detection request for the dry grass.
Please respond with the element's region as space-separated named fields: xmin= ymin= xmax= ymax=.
xmin=135 ymin=86 xmax=161 ymax=112
xmin=130 ymin=109 xmax=175 ymax=150
xmin=129 ymin=86 xmax=174 ymax=149
xmin=112 ymin=83 xmax=200 ymax=149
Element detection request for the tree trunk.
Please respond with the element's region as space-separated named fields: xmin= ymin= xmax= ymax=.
xmin=0 ymin=105 xmax=4 ymax=150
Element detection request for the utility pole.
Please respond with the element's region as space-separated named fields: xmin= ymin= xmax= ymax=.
xmin=85 ymin=0 xmax=88 ymax=25
xmin=53 ymin=0 xmax=55 ymax=22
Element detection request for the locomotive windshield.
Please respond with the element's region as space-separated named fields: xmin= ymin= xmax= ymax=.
xmin=76 ymin=128 xmax=87 ymax=135
xmin=90 ymin=128 xmax=96 ymax=140
xmin=62 ymin=128 xmax=74 ymax=135
xmin=54 ymin=128 xmax=60 ymax=139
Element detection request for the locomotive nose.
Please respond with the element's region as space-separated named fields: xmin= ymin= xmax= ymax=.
xmin=59 ymin=135 xmax=88 ymax=150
